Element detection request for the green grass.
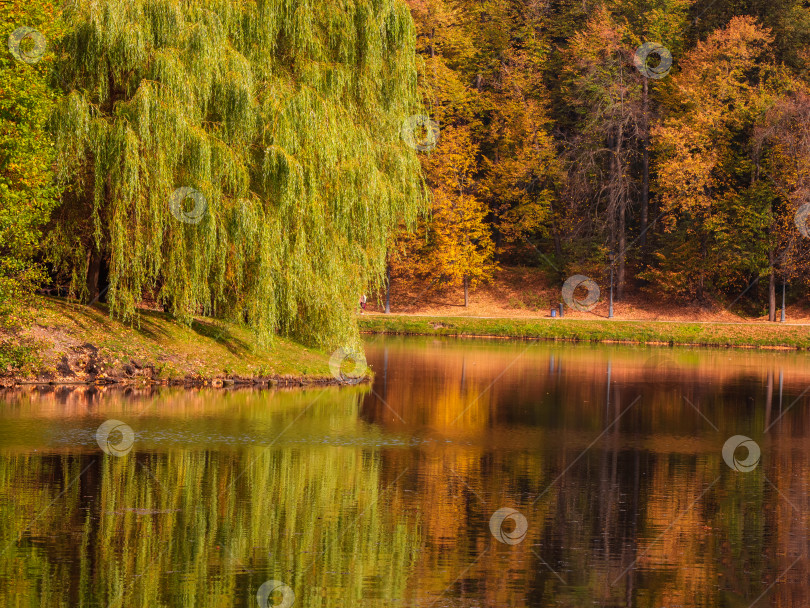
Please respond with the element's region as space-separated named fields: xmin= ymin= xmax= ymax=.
xmin=359 ymin=314 xmax=810 ymax=350
xmin=3 ymin=297 xmax=335 ymax=382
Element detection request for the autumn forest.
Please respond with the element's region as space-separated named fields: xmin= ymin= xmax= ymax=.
xmin=392 ymin=0 xmax=810 ymax=321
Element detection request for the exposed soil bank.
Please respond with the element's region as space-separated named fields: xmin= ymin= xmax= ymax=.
xmin=1 ymin=297 xmax=367 ymax=388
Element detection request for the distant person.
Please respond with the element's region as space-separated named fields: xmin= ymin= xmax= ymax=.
xmin=360 ymin=294 xmax=367 ymax=313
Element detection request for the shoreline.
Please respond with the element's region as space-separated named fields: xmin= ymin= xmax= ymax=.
xmin=7 ymin=299 xmax=807 ymax=390
xmin=359 ymin=314 xmax=810 ymax=351
xmin=0 ymin=374 xmax=356 ymax=390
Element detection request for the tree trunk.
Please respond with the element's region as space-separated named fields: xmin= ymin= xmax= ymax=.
xmin=610 ymin=122 xmax=626 ymax=301
xmin=385 ymin=263 xmax=391 ymax=314
xmin=640 ymin=78 xmax=650 ymax=251
xmin=608 ymin=132 xmax=618 ymax=292
xmin=768 ymin=250 xmax=776 ymax=322
xmin=618 ymin=202 xmax=626 ymax=301
xmin=86 ymin=248 xmax=102 ymax=304
xmin=463 ymin=275 xmax=469 ymax=308
xmin=698 ymin=230 xmax=708 ymax=301
xmin=548 ymin=197 xmax=563 ymax=264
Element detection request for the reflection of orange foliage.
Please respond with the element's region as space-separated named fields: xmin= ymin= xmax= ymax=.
xmin=404 ymin=447 xmax=540 ymax=607
xmin=637 ymin=464 xmax=715 ymax=606
xmin=421 ymin=451 xmax=479 ymax=547
xmin=768 ymin=444 xmax=810 ymax=608
xmin=365 ymin=338 xmax=810 ymax=605
xmin=362 ymin=345 xmax=499 ymax=433
xmin=362 ymin=338 xmax=810 ymax=438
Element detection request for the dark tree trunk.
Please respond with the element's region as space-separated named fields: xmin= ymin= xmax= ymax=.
xmin=640 ymin=78 xmax=650 ymax=251
xmin=618 ymin=202 xmax=626 ymax=301
xmin=463 ymin=275 xmax=469 ymax=308
xmin=385 ymin=262 xmax=391 ymax=314
xmin=548 ymin=197 xmax=563 ymax=264
xmin=610 ymin=123 xmax=626 ymax=301
xmin=768 ymin=250 xmax=776 ymax=322
xmin=698 ymin=231 xmax=708 ymax=301
xmin=608 ymin=132 xmax=618 ymax=286
xmin=86 ymin=248 xmax=102 ymax=304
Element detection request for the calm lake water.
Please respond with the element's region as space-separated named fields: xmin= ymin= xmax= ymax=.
xmin=1 ymin=336 xmax=810 ymax=607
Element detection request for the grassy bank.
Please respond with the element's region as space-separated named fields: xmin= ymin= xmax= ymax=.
xmin=359 ymin=314 xmax=810 ymax=350
xmin=1 ymin=297 xmax=338 ymax=386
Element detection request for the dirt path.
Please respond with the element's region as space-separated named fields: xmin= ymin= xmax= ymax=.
xmin=363 ymin=312 xmax=810 ymax=327
xmin=366 ymin=267 xmax=810 ymax=325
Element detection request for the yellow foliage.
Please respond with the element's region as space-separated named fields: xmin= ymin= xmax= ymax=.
xmin=396 ymin=125 xmax=497 ymax=296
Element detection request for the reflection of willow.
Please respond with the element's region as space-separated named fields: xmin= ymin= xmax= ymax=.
xmin=0 ymin=386 xmax=371 ymax=452
xmin=0 ymin=395 xmax=420 ymax=607
xmin=0 ymin=384 xmax=370 ymax=420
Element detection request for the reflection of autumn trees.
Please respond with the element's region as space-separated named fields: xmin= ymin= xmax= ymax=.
xmin=362 ymin=338 xmax=810 ymax=436
xmin=762 ymin=438 xmax=810 ymax=607
xmin=390 ymin=427 xmax=809 ymax=607
xmin=363 ymin=341 xmax=497 ymax=431
xmin=365 ymin=338 xmax=810 ymax=606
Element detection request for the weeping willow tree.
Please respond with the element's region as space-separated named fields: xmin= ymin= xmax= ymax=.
xmin=47 ymin=0 xmax=426 ymax=347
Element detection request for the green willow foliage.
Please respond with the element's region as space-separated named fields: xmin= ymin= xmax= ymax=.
xmin=48 ymin=0 xmax=426 ymax=347
xmin=1 ymin=0 xmax=63 ymax=366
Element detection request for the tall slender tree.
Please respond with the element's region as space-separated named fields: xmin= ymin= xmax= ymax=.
xmin=562 ymin=5 xmax=643 ymax=299
xmin=754 ymin=89 xmax=810 ymax=318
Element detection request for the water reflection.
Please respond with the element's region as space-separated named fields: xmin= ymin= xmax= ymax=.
xmin=362 ymin=337 xmax=810 ymax=607
xmin=0 ymin=337 xmax=809 ymax=606
xmin=0 ymin=386 xmax=419 ymax=608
